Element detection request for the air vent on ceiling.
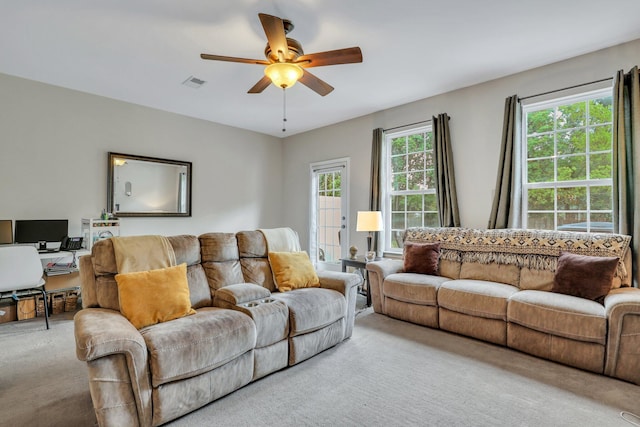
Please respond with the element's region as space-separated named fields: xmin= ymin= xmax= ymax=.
xmin=182 ymin=76 xmax=206 ymax=89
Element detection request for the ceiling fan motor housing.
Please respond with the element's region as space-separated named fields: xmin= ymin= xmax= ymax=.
xmin=265 ymin=38 xmax=303 ymax=62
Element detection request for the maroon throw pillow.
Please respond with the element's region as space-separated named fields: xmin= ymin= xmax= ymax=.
xmin=403 ymin=242 xmax=440 ymax=275
xmin=551 ymin=251 xmax=619 ymax=304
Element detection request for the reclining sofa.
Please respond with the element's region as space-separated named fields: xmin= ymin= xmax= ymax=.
xmin=74 ymin=230 xmax=361 ymax=426
xmin=367 ymin=227 xmax=640 ymax=385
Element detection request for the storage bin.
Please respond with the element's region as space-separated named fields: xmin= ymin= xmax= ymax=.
xmin=0 ymin=301 xmax=17 ymax=323
xmin=65 ymin=290 xmax=80 ymax=312
xmin=50 ymin=292 xmax=66 ymax=315
xmin=17 ymin=297 xmax=36 ymax=320
xmin=36 ymin=294 xmax=49 ymax=317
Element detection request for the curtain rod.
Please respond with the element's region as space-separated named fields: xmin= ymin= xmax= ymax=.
xmin=518 ymin=76 xmax=613 ymax=102
xmin=383 ymin=119 xmax=432 ymax=133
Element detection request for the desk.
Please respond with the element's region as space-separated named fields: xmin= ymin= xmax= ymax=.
xmin=39 ymin=250 xmax=85 ymax=309
xmin=39 ymin=249 xmax=89 ymax=267
xmin=341 ymin=256 xmax=379 ymax=307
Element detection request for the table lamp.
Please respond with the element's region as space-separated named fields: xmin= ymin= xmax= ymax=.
xmin=356 ymin=211 xmax=383 ymax=261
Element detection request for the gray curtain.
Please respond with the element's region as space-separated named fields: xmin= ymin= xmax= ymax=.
xmin=613 ymin=66 xmax=640 ymax=286
xmin=488 ymin=95 xmax=522 ymax=229
xmin=370 ymin=128 xmax=384 ymax=253
xmin=433 ymin=113 xmax=460 ymax=227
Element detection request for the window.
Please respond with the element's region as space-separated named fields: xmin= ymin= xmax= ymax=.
xmin=383 ymin=126 xmax=439 ymax=253
xmin=522 ymin=89 xmax=613 ymax=233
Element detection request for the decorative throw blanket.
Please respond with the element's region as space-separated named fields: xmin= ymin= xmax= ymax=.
xmin=404 ymin=227 xmax=631 ymax=279
xmin=112 ymin=235 xmax=176 ymax=273
xmin=259 ymin=228 xmax=302 ymax=252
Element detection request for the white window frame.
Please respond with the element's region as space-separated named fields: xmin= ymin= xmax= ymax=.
xmin=382 ymin=125 xmax=438 ymax=255
xmin=521 ymin=87 xmax=613 ymax=232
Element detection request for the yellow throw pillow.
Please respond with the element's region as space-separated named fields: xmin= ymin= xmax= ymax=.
xmin=268 ymin=251 xmax=320 ymax=292
xmin=115 ymin=263 xmax=196 ymax=329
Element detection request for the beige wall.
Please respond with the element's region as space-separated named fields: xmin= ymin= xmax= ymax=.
xmin=0 ymin=73 xmax=284 ymax=237
xmin=282 ymin=38 xmax=640 ymax=252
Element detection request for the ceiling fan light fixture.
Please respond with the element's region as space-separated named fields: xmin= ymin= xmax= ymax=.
xmin=265 ymin=62 xmax=303 ymax=88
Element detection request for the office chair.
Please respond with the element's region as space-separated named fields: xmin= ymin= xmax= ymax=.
xmin=0 ymin=245 xmax=49 ymax=329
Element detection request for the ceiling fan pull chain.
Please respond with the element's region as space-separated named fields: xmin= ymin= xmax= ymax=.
xmin=282 ymin=87 xmax=287 ymax=133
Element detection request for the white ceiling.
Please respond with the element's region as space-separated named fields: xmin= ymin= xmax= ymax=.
xmin=2 ymin=1 xmax=640 ymax=138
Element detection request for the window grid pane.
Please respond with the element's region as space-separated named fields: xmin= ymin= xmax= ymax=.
xmin=523 ymin=90 xmax=613 ymax=233
xmin=385 ymin=127 xmax=439 ymax=253
xmin=316 ymin=171 xmax=342 ymax=263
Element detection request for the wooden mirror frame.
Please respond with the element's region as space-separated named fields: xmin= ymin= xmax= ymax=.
xmin=107 ymin=152 xmax=192 ymax=217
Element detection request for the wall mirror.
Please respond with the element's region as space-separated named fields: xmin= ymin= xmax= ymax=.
xmin=107 ymin=152 xmax=192 ymax=217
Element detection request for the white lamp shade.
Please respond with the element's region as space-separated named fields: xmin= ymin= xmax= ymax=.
xmin=356 ymin=211 xmax=383 ymax=232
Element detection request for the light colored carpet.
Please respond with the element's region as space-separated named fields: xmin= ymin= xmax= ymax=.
xmin=1 ymin=308 xmax=639 ymax=427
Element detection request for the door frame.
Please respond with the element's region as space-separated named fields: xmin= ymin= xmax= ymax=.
xmin=309 ymin=157 xmax=350 ymax=271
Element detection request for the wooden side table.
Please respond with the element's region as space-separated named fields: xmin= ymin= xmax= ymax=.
xmin=341 ymin=256 xmax=379 ymax=307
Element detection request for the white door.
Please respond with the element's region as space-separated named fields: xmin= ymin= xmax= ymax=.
xmin=310 ymin=158 xmax=349 ymax=271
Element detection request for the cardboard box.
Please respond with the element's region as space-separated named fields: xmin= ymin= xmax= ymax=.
xmin=0 ymin=301 xmax=18 ymax=324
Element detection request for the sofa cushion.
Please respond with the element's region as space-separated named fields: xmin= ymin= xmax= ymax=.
xmin=403 ymin=242 xmax=440 ymax=275
xmin=438 ymin=280 xmax=519 ymax=321
xmin=199 ymin=233 xmax=245 ymax=290
xmin=273 ymin=288 xmax=345 ymax=336
xmin=237 ymin=230 xmax=268 ymax=258
xmin=383 ymin=273 xmax=449 ymax=306
xmin=268 ymin=251 xmax=320 ymax=292
xmin=142 ymin=307 xmax=256 ymax=387
xmin=115 ymin=263 xmax=196 ymax=329
xmin=240 ymin=258 xmax=277 ymax=292
xmin=508 ymin=290 xmax=607 ymax=345
xmin=552 ymin=252 xmax=619 ymax=303
xmin=214 ymin=283 xmax=271 ymax=306
xmin=185 ymin=264 xmax=213 ymax=309
xmin=459 ymin=262 xmax=520 ymax=287
xmin=519 ymin=267 xmax=555 ymax=291
xmin=167 ymin=235 xmax=201 ymax=266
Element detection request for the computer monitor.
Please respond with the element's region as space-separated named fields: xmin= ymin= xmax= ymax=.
xmin=0 ymin=220 xmax=12 ymax=244
xmin=14 ymin=219 xmax=68 ymax=248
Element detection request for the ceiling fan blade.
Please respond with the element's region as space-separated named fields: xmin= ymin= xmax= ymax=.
xmin=296 ymin=47 xmax=363 ymax=68
xmin=299 ymin=70 xmax=334 ymax=96
xmin=248 ymin=76 xmax=272 ymax=94
xmin=259 ymin=13 xmax=288 ymax=60
xmin=200 ymin=53 xmax=269 ymax=65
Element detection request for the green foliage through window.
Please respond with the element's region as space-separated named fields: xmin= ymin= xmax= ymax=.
xmin=523 ymin=90 xmax=613 ymax=233
xmin=386 ymin=127 xmax=439 ymax=251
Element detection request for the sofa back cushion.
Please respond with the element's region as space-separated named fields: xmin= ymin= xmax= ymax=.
xmin=459 ymin=262 xmax=520 ymax=287
xmin=518 ymin=268 xmax=555 ymax=291
xmin=88 ymin=235 xmax=211 ymax=311
xmin=237 ymin=230 xmax=277 ymax=291
xmin=199 ymin=233 xmax=244 ymax=290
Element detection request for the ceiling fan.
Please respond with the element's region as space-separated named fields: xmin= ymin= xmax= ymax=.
xmin=200 ymin=13 xmax=363 ymax=96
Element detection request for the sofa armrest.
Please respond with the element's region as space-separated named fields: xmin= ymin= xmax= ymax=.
xmin=366 ymin=259 xmax=403 ymax=313
xmin=78 ymin=254 xmax=98 ymax=308
xmin=317 ymin=270 xmax=361 ymax=339
xmin=213 ymin=283 xmax=272 ymax=308
xmin=317 ymin=270 xmax=361 ymax=296
xmin=604 ymin=287 xmax=640 ymax=385
xmin=74 ymin=307 xmax=152 ymax=426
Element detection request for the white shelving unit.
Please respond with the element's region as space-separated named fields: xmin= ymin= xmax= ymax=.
xmin=82 ymin=218 xmax=120 ymax=250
